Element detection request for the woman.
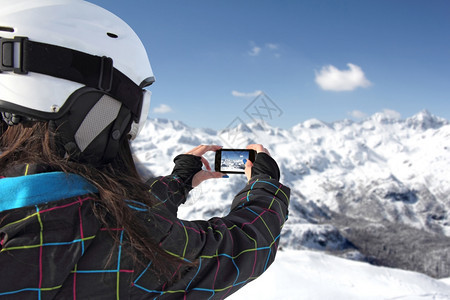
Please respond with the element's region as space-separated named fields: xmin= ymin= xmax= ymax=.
xmin=0 ymin=0 xmax=290 ymax=299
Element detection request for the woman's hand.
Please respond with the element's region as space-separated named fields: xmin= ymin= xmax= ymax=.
xmin=244 ymin=144 xmax=271 ymax=180
xmin=185 ymin=145 xmax=227 ymax=187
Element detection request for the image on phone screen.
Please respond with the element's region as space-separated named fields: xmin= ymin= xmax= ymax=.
xmin=215 ymin=149 xmax=256 ymax=174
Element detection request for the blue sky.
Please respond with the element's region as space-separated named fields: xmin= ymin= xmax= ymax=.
xmin=89 ymin=0 xmax=450 ymax=130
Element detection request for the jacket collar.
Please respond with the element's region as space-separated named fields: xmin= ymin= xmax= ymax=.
xmin=0 ymin=172 xmax=98 ymax=212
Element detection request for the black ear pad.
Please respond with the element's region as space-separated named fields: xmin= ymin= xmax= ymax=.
xmin=50 ymin=87 xmax=133 ymax=164
xmin=0 ymin=118 xmax=7 ymax=135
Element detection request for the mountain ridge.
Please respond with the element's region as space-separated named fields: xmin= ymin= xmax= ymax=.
xmin=133 ymin=110 xmax=450 ymax=278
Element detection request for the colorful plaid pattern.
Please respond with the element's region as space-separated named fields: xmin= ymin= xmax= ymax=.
xmin=0 ymin=169 xmax=290 ymax=299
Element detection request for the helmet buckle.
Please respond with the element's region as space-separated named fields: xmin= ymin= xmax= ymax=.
xmin=0 ymin=36 xmax=28 ymax=74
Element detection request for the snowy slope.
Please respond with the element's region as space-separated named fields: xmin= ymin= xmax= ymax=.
xmin=229 ymin=250 xmax=450 ymax=300
xmin=132 ymin=110 xmax=450 ymax=296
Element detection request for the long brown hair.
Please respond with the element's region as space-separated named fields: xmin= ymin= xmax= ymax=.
xmin=0 ymin=121 xmax=183 ymax=278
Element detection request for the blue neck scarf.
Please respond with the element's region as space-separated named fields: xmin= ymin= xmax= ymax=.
xmin=0 ymin=172 xmax=98 ymax=212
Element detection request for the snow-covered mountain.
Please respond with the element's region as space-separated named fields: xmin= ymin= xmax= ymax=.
xmin=132 ymin=110 xmax=450 ymax=297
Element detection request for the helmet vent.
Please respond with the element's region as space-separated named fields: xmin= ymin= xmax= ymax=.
xmin=107 ymin=32 xmax=118 ymax=38
xmin=0 ymin=26 xmax=14 ymax=33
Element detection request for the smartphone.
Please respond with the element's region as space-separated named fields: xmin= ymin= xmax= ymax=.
xmin=215 ymin=149 xmax=257 ymax=174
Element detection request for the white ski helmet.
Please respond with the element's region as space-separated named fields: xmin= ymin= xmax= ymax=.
xmin=0 ymin=0 xmax=154 ymax=163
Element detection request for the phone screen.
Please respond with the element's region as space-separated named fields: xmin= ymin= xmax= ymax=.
xmin=215 ymin=149 xmax=256 ymax=174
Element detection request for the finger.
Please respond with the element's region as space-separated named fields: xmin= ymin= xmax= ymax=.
xmin=185 ymin=144 xmax=202 ymax=154
xmin=192 ymin=170 xmax=228 ymax=187
xmin=212 ymin=171 xmax=228 ymax=179
xmin=201 ymin=156 xmax=211 ymax=171
xmin=185 ymin=145 xmax=205 ymax=155
xmin=202 ymin=171 xmax=227 ymax=180
xmin=246 ymin=144 xmax=264 ymax=152
xmin=246 ymin=144 xmax=270 ymax=156
xmin=186 ymin=145 xmax=222 ymax=156
xmin=198 ymin=145 xmax=222 ymax=155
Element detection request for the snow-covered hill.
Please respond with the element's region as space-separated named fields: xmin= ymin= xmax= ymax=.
xmin=132 ymin=110 xmax=450 ymax=297
xmin=229 ymin=250 xmax=450 ymax=300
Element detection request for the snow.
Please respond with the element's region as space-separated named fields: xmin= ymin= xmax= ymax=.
xmin=132 ymin=110 xmax=450 ymax=299
xmin=229 ymin=250 xmax=450 ymax=300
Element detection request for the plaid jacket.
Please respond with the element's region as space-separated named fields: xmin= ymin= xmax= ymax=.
xmin=0 ymin=158 xmax=290 ymax=299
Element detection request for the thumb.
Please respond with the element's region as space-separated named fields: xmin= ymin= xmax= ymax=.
xmin=244 ymin=159 xmax=253 ymax=181
xmin=192 ymin=170 xmax=228 ymax=187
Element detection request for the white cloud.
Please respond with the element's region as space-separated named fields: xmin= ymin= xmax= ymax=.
xmin=315 ymin=63 xmax=372 ymax=92
xmin=382 ymin=109 xmax=401 ymax=119
xmin=247 ymin=42 xmax=281 ymax=58
xmin=231 ymin=90 xmax=263 ymax=98
xmin=266 ymin=43 xmax=281 ymax=58
xmin=248 ymin=46 xmax=261 ymax=56
xmin=153 ymin=104 xmax=172 ymax=114
xmin=349 ymin=110 xmax=368 ymax=119
xmin=266 ymin=43 xmax=279 ymax=50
